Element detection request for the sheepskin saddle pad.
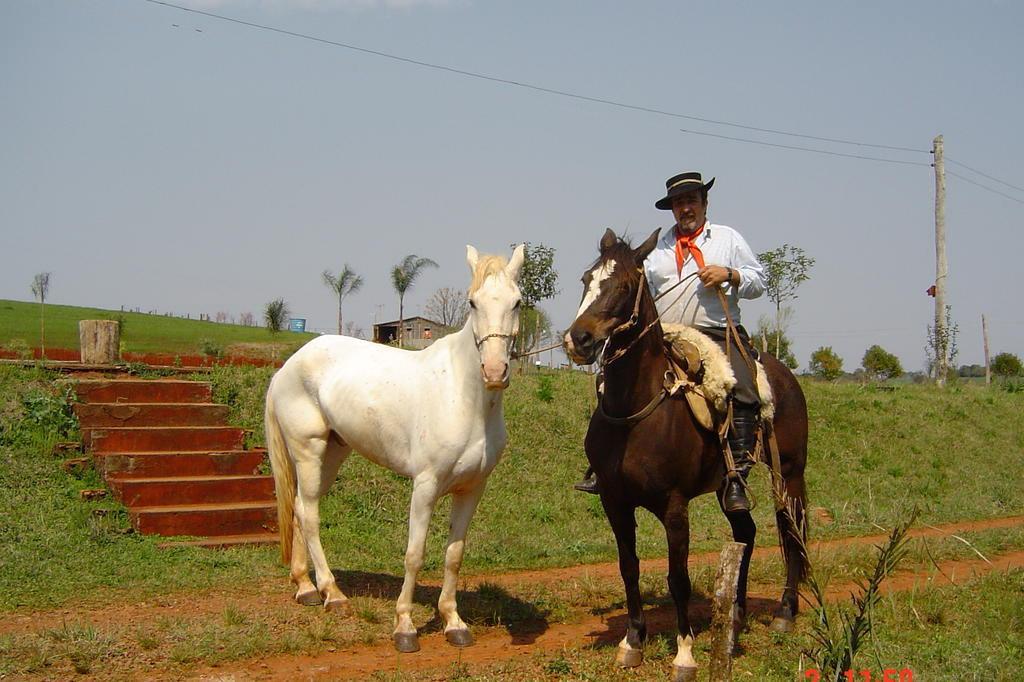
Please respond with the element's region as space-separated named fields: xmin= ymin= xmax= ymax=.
xmin=661 ymin=323 xmax=775 ymax=432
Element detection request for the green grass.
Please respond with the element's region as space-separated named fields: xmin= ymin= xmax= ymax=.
xmin=0 ymin=298 xmax=316 ymax=356
xmin=0 ymin=365 xmax=1022 ymax=616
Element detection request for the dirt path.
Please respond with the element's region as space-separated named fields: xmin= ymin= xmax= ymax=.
xmin=192 ymin=549 xmax=1024 ymax=681
xmin=3 ymin=513 xmax=1022 ymax=640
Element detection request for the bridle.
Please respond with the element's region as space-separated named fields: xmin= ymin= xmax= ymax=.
xmin=474 ymin=331 xmax=517 ymax=352
xmin=598 ymin=267 xmax=699 ymax=368
xmin=588 ymin=264 xmax=698 ymax=425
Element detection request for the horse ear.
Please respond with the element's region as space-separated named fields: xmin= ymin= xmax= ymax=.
xmin=466 ymin=245 xmax=479 ymax=273
xmin=600 ymin=228 xmax=618 ymax=253
xmin=632 ymin=228 xmax=661 ymax=264
xmin=506 ymin=244 xmax=526 ymax=281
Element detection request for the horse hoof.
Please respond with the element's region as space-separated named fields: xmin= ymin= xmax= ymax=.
xmin=672 ymin=665 xmax=699 ymax=682
xmin=769 ymin=616 xmax=794 ymax=633
xmin=615 ymin=647 xmax=643 ymax=668
xmin=393 ymin=631 xmax=420 ymax=653
xmin=295 ymin=589 xmax=322 ymax=606
xmin=445 ymin=628 xmax=474 ymax=647
xmin=324 ymin=597 xmax=350 ymax=616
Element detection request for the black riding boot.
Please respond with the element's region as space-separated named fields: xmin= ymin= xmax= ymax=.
xmin=722 ymin=403 xmax=759 ymax=514
xmin=573 ymin=466 xmax=600 ymax=495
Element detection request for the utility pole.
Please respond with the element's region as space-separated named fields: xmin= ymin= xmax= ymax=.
xmin=933 ymin=135 xmax=948 ymax=386
xmin=982 ymin=314 xmax=991 ymax=386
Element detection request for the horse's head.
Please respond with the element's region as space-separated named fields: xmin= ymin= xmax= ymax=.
xmin=466 ymin=243 xmax=525 ymax=390
xmin=564 ymin=228 xmax=660 ymax=365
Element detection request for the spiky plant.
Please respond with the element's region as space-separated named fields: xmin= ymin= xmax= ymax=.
xmin=803 ymin=509 xmax=918 ymax=680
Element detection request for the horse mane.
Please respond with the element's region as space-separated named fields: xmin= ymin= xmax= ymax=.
xmin=468 ymin=254 xmax=508 ymax=294
xmin=590 ymin=235 xmax=640 ymax=281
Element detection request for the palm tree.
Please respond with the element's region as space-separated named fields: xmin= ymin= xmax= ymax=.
xmin=390 ymin=255 xmax=438 ymax=347
xmin=322 ymin=265 xmax=364 ymax=335
xmin=264 ymin=298 xmax=290 ymax=333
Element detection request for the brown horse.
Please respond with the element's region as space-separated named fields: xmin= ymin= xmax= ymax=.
xmin=563 ymin=228 xmax=809 ymax=681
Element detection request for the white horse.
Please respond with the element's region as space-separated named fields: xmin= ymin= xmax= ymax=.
xmin=265 ymin=244 xmax=524 ymax=653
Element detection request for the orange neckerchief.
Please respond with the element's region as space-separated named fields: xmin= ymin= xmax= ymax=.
xmin=674 ymin=222 xmax=706 ymax=276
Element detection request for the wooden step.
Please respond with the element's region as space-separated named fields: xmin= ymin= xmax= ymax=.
xmin=94 ymin=449 xmax=267 ymax=478
xmin=74 ymin=403 xmax=230 ymax=428
xmin=83 ymin=426 xmax=245 ymax=453
xmin=74 ymin=379 xmax=212 ymax=405
xmin=157 ymin=533 xmax=279 ymax=549
xmin=108 ymin=475 xmax=275 ymax=506
xmin=129 ymin=501 xmax=277 ymax=537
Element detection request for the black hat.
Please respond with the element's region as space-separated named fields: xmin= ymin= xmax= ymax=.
xmin=654 ymin=172 xmax=715 ymax=210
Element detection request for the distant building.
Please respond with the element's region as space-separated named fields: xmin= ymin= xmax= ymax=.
xmin=372 ymin=316 xmax=443 ymax=349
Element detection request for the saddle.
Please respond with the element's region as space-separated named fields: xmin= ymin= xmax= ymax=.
xmin=661 ymin=324 xmax=775 ymax=433
xmin=662 ymin=324 xmax=789 ymax=514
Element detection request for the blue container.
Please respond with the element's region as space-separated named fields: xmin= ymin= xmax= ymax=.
xmin=288 ymin=318 xmax=307 ymax=333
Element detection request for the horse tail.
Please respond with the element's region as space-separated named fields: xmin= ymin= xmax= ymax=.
xmin=265 ymin=391 xmax=296 ymax=566
xmin=776 ymin=473 xmax=810 ymax=583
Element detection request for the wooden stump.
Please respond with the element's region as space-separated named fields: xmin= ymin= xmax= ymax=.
xmin=708 ymin=541 xmax=746 ymax=682
xmin=79 ymin=320 xmax=120 ymax=365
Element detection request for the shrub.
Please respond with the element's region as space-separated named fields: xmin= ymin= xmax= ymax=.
xmin=751 ymin=320 xmax=799 ymax=369
xmin=862 ymin=345 xmax=903 ymax=380
xmin=809 ymin=346 xmax=843 ymax=380
xmin=4 ymin=339 xmax=32 ymax=360
xmin=198 ymin=337 xmax=224 ymax=359
xmin=991 ymin=352 xmax=1023 ymax=377
xmin=536 ymin=374 xmax=555 ymax=403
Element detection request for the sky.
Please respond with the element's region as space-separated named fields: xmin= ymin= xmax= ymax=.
xmin=2 ymin=0 xmax=1022 ymax=372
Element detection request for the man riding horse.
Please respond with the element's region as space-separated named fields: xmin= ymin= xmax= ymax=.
xmin=575 ymin=171 xmax=766 ymax=514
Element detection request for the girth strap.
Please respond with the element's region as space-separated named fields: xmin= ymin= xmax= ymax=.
xmin=596 ymin=370 xmax=676 ymax=427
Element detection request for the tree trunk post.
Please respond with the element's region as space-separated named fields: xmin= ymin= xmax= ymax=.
xmin=39 ymin=300 xmax=45 ymax=359
xmin=79 ymin=320 xmax=120 ymax=365
xmin=933 ymin=134 xmax=948 ymax=386
xmin=708 ymin=541 xmax=746 ymax=682
xmin=982 ymin=314 xmax=991 ymax=386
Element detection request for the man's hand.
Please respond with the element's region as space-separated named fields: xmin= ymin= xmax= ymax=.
xmin=698 ymin=265 xmax=733 ymax=288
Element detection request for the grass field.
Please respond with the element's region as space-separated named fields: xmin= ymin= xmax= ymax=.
xmin=0 ymin=298 xmax=317 ymax=356
xmin=1 ymin=363 xmax=1022 ymax=679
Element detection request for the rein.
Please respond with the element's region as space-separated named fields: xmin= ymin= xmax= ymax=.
xmin=594 ymin=269 xmax=698 ymax=424
xmin=599 ymin=270 xmax=699 ymax=368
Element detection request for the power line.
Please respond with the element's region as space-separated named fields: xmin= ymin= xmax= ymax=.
xmin=946 ymin=157 xmax=1024 ymax=194
xmin=678 ymin=128 xmax=929 ymax=166
xmin=143 ymin=0 xmax=927 ymax=154
xmin=947 ymin=171 xmax=1024 ymax=205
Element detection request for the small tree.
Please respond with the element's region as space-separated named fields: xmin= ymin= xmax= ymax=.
xmin=862 ymin=345 xmax=903 ymax=380
xmin=757 ymin=245 xmax=814 ymax=359
xmin=424 ymin=287 xmax=470 ymax=331
xmin=322 ymin=264 xmax=364 ymax=335
xmin=751 ymin=314 xmax=798 ymax=369
xmin=239 ymin=311 xmax=255 ymax=327
xmin=343 ymin=321 xmax=366 ymax=340
xmin=30 ymin=272 xmax=51 ymax=358
xmin=391 ymin=255 xmax=438 ymax=348
xmin=519 ymin=306 xmax=553 ymax=360
xmin=809 ymin=346 xmax=843 ymax=380
xmin=264 ymin=298 xmax=290 ymax=333
xmin=991 ymin=352 xmax=1023 ymax=377
xmin=512 ymin=242 xmax=558 ymax=360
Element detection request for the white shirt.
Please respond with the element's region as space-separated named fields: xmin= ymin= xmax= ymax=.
xmin=644 ymin=221 xmax=766 ymax=328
